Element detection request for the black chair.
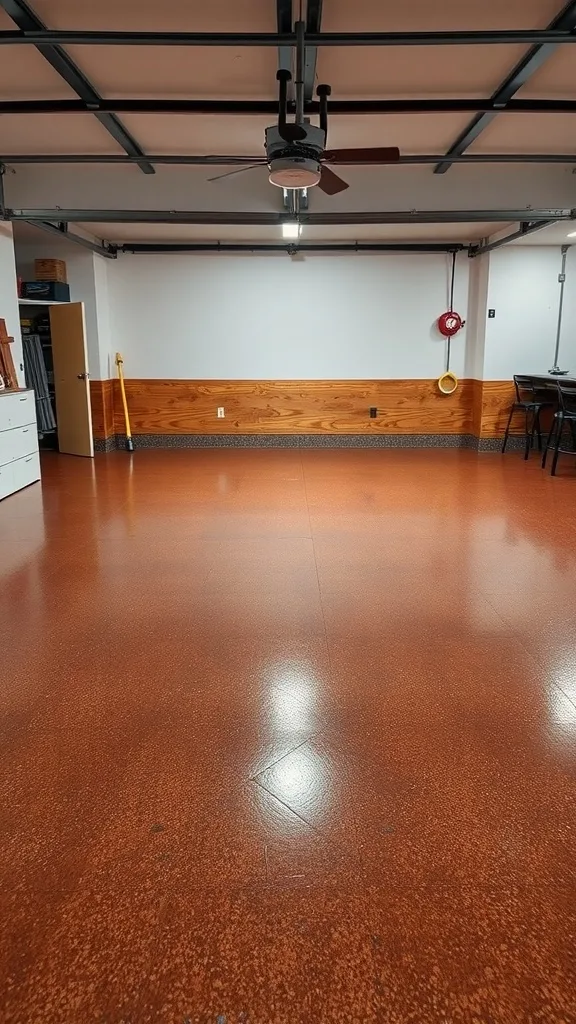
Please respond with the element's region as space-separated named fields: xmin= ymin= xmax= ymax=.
xmin=541 ymin=382 xmax=576 ymax=476
xmin=502 ymin=375 xmax=555 ymax=460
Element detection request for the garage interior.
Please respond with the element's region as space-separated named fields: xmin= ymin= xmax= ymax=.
xmin=1 ymin=1 xmax=576 ymax=1021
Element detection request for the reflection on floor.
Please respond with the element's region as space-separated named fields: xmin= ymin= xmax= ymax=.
xmin=1 ymin=448 xmax=575 ymax=1023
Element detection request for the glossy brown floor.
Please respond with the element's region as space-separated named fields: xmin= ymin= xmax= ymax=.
xmin=1 ymin=448 xmax=575 ymax=1023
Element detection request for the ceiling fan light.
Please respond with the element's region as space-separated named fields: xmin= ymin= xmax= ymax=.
xmin=282 ymin=222 xmax=301 ymax=239
xmin=269 ymin=157 xmax=321 ymax=189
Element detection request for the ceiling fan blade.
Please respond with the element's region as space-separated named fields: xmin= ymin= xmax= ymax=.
xmin=317 ymin=165 xmax=349 ymax=195
xmin=207 ymin=163 xmax=265 ymax=182
xmin=323 ymin=147 xmax=401 ymax=164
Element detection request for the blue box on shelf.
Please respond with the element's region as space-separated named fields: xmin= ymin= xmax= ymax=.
xmin=22 ymin=281 xmax=70 ymax=301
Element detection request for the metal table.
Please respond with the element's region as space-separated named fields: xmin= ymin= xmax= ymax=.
xmin=524 ymin=374 xmax=576 ymax=389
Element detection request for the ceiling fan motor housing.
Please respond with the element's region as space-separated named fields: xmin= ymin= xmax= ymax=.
xmin=265 ymin=124 xmax=326 ymax=189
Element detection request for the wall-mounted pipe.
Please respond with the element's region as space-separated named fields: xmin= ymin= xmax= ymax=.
xmin=550 ymin=245 xmax=570 ymax=374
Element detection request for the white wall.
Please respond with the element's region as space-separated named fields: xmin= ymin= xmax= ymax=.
xmin=108 ymin=252 xmax=470 ymax=379
xmin=483 ymin=246 xmax=576 ymax=379
xmin=13 ymin=232 xmax=576 ymax=385
xmin=93 ymin=256 xmax=114 ymax=379
xmin=0 ymin=223 xmax=24 ymax=387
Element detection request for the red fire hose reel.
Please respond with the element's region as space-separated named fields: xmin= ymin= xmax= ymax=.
xmin=437 ymin=310 xmax=465 ymax=337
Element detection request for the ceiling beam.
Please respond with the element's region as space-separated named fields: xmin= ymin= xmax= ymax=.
xmin=435 ymin=0 xmax=576 ymax=174
xmin=0 ymin=0 xmax=154 ymax=175
xmin=304 ymin=0 xmax=323 ymax=102
xmin=6 ymin=209 xmax=574 ymax=225
xmin=4 ymin=29 xmax=576 ymax=46
xmin=3 ymin=153 xmax=576 ymax=165
xmin=4 ymin=98 xmax=576 ymax=115
xmin=469 ymin=220 xmax=558 ymax=255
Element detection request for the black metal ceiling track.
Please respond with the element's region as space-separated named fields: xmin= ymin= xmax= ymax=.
xmin=3 ymin=152 xmax=576 ymax=165
xmin=27 ymin=220 xmax=118 ymax=258
xmin=4 ymin=98 xmax=576 ymax=115
xmin=0 ymin=0 xmax=154 ymax=175
xmin=6 ymin=208 xmax=574 ymax=225
xmin=119 ymin=242 xmax=466 ymax=254
xmin=435 ymin=0 xmax=576 ymax=174
xmin=469 ymin=220 xmax=558 ymax=256
xmin=304 ymin=0 xmax=323 ymax=102
xmin=277 ymin=0 xmax=293 ymax=78
xmin=4 ymin=30 xmax=576 ymax=46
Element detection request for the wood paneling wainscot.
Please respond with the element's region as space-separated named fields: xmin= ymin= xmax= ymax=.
xmin=93 ymin=378 xmax=521 ymax=441
xmin=107 ymin=379 xmax=476 ymax=436
xmin=90 ymin=379 xmax=115 ymax=440
xmin=476 ymin=381 xmax=516 ymax=438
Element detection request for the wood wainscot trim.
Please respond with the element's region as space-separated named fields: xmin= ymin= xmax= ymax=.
xmin=109 ymin=378 xmax=476 ymax=436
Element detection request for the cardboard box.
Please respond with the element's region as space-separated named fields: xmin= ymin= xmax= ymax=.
xmin=34 ymin=258 xmax=67 ymax=283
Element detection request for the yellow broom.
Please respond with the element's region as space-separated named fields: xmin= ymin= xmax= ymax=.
xmin=115 ymin=352 xmax=134 ymax=452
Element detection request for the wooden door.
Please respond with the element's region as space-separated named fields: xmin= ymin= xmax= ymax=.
xmin=49 ymin=302 xmax=94 ymax=457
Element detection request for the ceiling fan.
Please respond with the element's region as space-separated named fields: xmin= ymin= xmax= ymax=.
xmin=209 ymin=23 xmax=400 ymax=195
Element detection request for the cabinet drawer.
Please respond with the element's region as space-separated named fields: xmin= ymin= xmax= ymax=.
xmin=0 ymin=424 xmax=37 ymax=466
xmin=1 ymin=392 xmax=36 ymax=430
xmin=0 ymin=461 xmax=13 ymax=501
xmin=11 ymin=452 xmax=41 ymax=494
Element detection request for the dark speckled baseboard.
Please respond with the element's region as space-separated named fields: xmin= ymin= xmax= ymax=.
xmin=95 ymin=433 xmax=523 ymax=452
xmin=94 ymin=437 xmax=117 ymax=453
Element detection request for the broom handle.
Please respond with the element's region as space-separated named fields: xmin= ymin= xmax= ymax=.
xmin=115 ymin=352 xmax=132 ymax=440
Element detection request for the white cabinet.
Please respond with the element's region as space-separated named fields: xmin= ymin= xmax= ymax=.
xmin=0 ymin=390 xmax=41 ymax=501
xmin=0 ymin=461 xmax=13 ymax=500
xmin=11 ymin=451 xmax=41 ymax=493
xmin=0 ymin=424 xmax=36 ymax=465
xmin=5 ymin=391 xmax=36 ymax=429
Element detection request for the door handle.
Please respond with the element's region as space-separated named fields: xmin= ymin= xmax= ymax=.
xmin=77 ymin=372 xmax=89 ymax=380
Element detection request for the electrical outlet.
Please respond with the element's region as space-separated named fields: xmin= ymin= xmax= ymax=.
xmin=217 ymin=407 xmax=225 ymax=418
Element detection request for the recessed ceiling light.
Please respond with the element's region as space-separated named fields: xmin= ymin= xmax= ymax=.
xmin=282 ymin=222 xmax=301 ymax=239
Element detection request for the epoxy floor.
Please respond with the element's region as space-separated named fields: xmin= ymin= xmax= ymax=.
xmin=1 ymin=448 xmax=576 ymax=1023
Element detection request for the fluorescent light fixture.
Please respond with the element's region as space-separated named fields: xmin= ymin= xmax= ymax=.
xmin=282 ymin=222 xmax=301 ymax=239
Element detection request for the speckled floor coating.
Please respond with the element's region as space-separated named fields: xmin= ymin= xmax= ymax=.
xmin=1 ymin=448 xmax=575 ymax=1023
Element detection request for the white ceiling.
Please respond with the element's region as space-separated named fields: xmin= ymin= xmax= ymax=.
xmin=2 ymin=0 xmax=576 ymax=245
